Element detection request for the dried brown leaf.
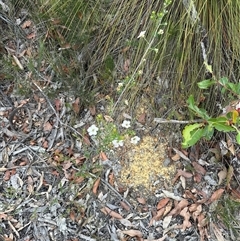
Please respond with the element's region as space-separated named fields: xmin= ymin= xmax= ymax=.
xmin=120 ymin=201 xmax=130 ymax=211
xmin=103 ymin=207 xmax=123 ymax=219
xmin=171 ymin=153 xmax=180 ymax=161
xmin=83 ymin=134 xmax=91 ymax=146
xmin=194 ymin=172 xmax=202 ymax=183
xmin=179 ymin=207 xmax=191 ymax=230
xmin=100 ymin=151 xmax=108 ymax=161
xmin=172 ymin=148 xmax=190 ymax=161
xmin=208 ymin=189 xmax=224 ymax=204
xmin=137 ymin=197 xmax=146 ymax=205
xmin=226 ymin=165 xmax=234 ymax=190
xmin=123 ymin=59 xmax=130 ymax=73
xmin=122 ymin=229 xmax=143 ymax=238
xmin=218 ymin=167 xmax=227 ymax=185
xmin=43 ymin=121 xmax=52 ymax=132
xmin=226 ymin=135 xmax=235 ymax=155
xmin=192 ymin=161 xmax=206 ymax=175
xmin=138 ymin=112 xmax=146 ymax=124
xmin=169 ymin=199 xmax=189 ymax=216
xmin=178 ymin=169 xmax=193 ymax=178
xmin=92 ymin=177 xmax=100 ymax=195
xmin=55 ymin=99 xmax=62 ymax=112
xmin=104 ymin=115 xmax=114 ymax=122
xmin=149 ymin=208 xmax=165 ymax=226
xmin=163 ymin=201 xmax=172 ymax=216
xmin=157 ymin=198 xmax=169 ymax=210
xmin=72 ymin=97 xmax=80 ymax=115
xmin=89 ymin=105 xmax=96 ymax=116
xmin=108 ymin=172 xmax=114 ymax=186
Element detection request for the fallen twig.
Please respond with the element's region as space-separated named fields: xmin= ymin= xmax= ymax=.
xmin=154 ymin=118 xmax=203 ymax=124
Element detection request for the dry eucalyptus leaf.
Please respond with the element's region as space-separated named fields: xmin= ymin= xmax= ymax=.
xmin=208 ymin=189 xmax=224 ymax=204
xmin=92 ymin=177 xmax=100 ymax=195
xmin=103 ymin=207 xmax=123 ymax=219
xmin=157 ymin=198 xmax=169 ymax=210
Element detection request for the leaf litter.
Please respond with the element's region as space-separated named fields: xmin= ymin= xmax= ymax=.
xmin=0 ymin=4 xmax=240 ymax=241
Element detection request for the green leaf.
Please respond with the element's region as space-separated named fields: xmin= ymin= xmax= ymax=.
xmin=219 ymin=77 xmax=229 ymax=86
xmin=187 ymin=95 xmax=210 ymax=120
xmin=182 ymin=123 xmax=204 ymax=148
xmin=213 ymin=123 xmax=235 ymax=132
xmin=236 ymin=133 xmax=240 ymax=144
xmin=208 ymin=117 xmax=235 ymax=132
xmin=197 ymin=79 xmax=216 ymax=89
xmin=202 ymin=125 xmax=214 ymax=140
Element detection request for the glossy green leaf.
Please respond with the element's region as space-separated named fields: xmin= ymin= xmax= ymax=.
xmin=182 ymin=123 xmax=204 ymax=148
xmin=197 ymin=79 xmax=216 ymax=89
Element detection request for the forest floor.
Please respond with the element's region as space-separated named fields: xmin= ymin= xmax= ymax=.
xmin=0 ymin=4 xmax=240 ymax=241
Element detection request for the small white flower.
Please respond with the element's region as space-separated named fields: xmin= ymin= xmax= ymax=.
xmin=112 ymin=139 xmax=124 ymax=148
xmin=87 ymin=124 xmax=99 ymax=136
xmin=130 ymin=136 xmax=141 ymax=145
xmin=137 ymin=31 xmax=146 ymax=39
xmin=158 ymin=29 xmax=164 ymax=35
xmin=121 ymin=120 xmax=131 ymax=129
